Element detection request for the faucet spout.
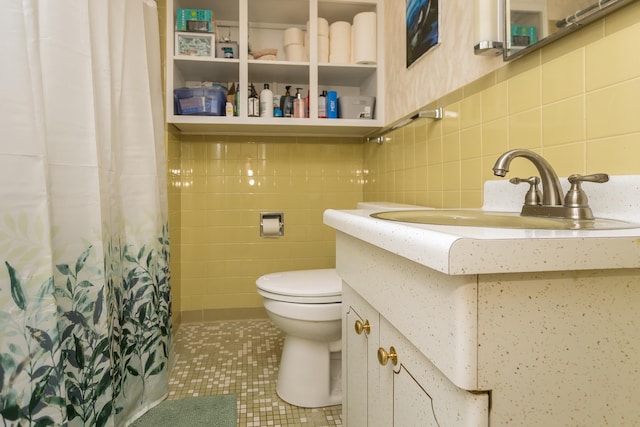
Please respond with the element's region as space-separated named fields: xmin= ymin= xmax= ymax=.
xmin=492 ymin=149 xmax=564 ymax=206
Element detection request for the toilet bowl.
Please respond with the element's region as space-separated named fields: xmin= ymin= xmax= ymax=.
xmin=256 ymin=268 xmax=342 ymax=408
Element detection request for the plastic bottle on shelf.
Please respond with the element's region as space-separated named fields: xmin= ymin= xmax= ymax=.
xmin=305 ymin=90 xmax=310 ymax=118
xmin=226 ymin=83 xmax=236 ymax=117
xmin=234 ymin=85 xmax=240 ymax=117
xmin=327 ymin=90 xmax=338 ymax=119
xmin=260 ymin=84 xmax=274 ymax=118
xmin=318 ymin=90 xmax=328 ymax=118
xmin=227 ymin=82 xmax=236 ymax=105
xmin=248 ymin=83 xmax=259 ymax=117
xmin=273 ymin=94 xmax=283 ymax=117
xmin=293 ymin=88 xmax=305 ymax=118
xmin=280 ymin=86 xmax=294 ymax=118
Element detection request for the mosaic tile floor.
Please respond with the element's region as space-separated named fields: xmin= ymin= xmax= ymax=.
xmin=168 ymin=320 xmax=343 ymax=427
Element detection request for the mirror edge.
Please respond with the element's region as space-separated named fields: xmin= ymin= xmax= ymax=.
xmin=503 ymin=0 xmax=637 ymax=61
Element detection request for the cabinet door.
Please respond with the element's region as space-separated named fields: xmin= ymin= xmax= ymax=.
xmin=343 ymin=283 xmax=378 ymax=427
xmin=378 ymin=318 xmax=489 ymax=427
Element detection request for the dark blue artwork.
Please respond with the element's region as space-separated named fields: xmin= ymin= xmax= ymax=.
xmin=406 ymin=0 xmax=439 ymax=67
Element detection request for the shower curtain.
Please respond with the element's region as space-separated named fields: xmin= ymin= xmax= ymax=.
xmin=0 ymin=0 xmax=171 ymax=426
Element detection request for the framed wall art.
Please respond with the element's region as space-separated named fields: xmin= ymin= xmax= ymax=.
xmin=406 ymin=0 xmax=439 ymax=67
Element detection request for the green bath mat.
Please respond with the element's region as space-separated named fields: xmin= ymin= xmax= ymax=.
xmin=130 ymin=394 xmax=237 ymax=427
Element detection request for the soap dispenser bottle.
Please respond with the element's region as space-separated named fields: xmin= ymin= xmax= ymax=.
xmin=293 ymin=88 xmax=305 ymax=118
xmin=318 ymin=90 xmax=327 ymax=118
xmin=280 ymin=86 xmax=294 ymax=118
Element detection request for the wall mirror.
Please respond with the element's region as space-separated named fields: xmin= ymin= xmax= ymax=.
xmin=504 ymin=0 xmax=636 ymax=60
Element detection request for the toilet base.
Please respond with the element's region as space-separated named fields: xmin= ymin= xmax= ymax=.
xmin=276 ymin=335 xmax=342 ymax=408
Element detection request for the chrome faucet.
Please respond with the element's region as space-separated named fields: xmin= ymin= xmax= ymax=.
xmin=493 ymin=149 xmax=564 ymax=206
xmin=492 ymin=149 xmax=609 ymax=220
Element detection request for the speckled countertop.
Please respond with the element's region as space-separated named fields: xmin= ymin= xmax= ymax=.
xmin=324 ymin=176 xmax=640 ymax=275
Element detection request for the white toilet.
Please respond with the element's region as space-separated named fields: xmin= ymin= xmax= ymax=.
xmin=256 ymin=268 xmax=342 ymax=408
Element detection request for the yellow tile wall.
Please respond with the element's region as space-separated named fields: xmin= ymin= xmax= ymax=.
xmin=159 ymin=0 xmax=363 ymax=321
xmin=163 ymin=1 xmax=640 ymax=320
xmin=179 ymin=135 xmax=363 ymax=319
xmin=364 ymin=3 xmax=640 ymax=208
xmin=167 ymin=126 xmax=182 ymax=327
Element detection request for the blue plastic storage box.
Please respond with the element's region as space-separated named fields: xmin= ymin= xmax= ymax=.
xmin=174 ymin=87 xmax=227 ymax=116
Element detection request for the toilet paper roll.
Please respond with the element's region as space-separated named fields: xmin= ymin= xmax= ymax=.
xmin=318 ymin=35 xmax=329 ymax=63
xmin=285 ymin=43 xmax=306 ymax=62
xmin=318 ymin=17 xmax=329 ymax=36
xmin=283 ymin=27 xmax=304 ymax=47
xmin=305 ymin=18 xmax=330 ymax=37
xmin=262 ymin=217 xmax=281 ymax=237
xmin=301 ymin=33 xmax=328 ymax=62
xmin=329 ymin=21 xmax=351 ymax=64
xmin=352 ymin=12 xmax=377 ymax=64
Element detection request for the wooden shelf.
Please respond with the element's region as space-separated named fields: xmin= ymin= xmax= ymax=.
xmin=169 ymin=115 xmax=381 ymax=137
xmin=167 ymin=0 xmax=383 ymax=138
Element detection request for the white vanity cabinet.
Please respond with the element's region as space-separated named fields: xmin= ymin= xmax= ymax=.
xmin=343 ymin=283 xmax=489 ymax=427
xmin=328 ymin=178 xmax=640 ymax=425
xmin=165 ymin=0 xmax=384 ymax=136
xmin=343 ymin=285 xmax=377 ymax=426
xmin=333 ymin=226 xmax=640 ymax=426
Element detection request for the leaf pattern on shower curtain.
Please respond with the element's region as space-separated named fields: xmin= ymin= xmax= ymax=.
xmin=109 ymin=225 xmax=172 ymax=421
xmin=0 ymin=262 xmax=62 ymax=426
xmin=0 ymin=225 xmax=171 ymax=427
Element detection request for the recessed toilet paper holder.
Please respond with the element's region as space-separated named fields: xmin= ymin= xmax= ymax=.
xmin=260 ymin=212 xmax=284 ymax=237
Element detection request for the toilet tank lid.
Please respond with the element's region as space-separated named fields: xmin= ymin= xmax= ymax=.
xmin=256 ymin=269 xmax=342 ymax=298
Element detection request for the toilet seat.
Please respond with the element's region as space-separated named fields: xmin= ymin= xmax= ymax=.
xmin=256 ymin=269 xmax=342 ymax=304
xmin=263 ymin=298 xmax=342 ymax=322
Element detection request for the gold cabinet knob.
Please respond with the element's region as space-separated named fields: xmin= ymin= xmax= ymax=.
xmin=377 ymin=346 xmax=398 ymax=366
xmin=354 ymin=319 xmax=370 ymax=335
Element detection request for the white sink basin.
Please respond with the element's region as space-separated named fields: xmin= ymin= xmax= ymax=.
xmin=370 ymin=209 xmax=639 ymax=230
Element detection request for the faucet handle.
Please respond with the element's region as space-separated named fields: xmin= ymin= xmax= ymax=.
xmin=568 ymin=173 xmax=609 ymax=184
xmin=564 ymin=173 xmax=609 ymax=207
xmin=509 ymin=176 xmax=542 ymax=206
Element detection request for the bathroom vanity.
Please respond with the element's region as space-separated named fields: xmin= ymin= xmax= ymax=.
xmin=324 ymin=177 xmax=640 ymax=426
